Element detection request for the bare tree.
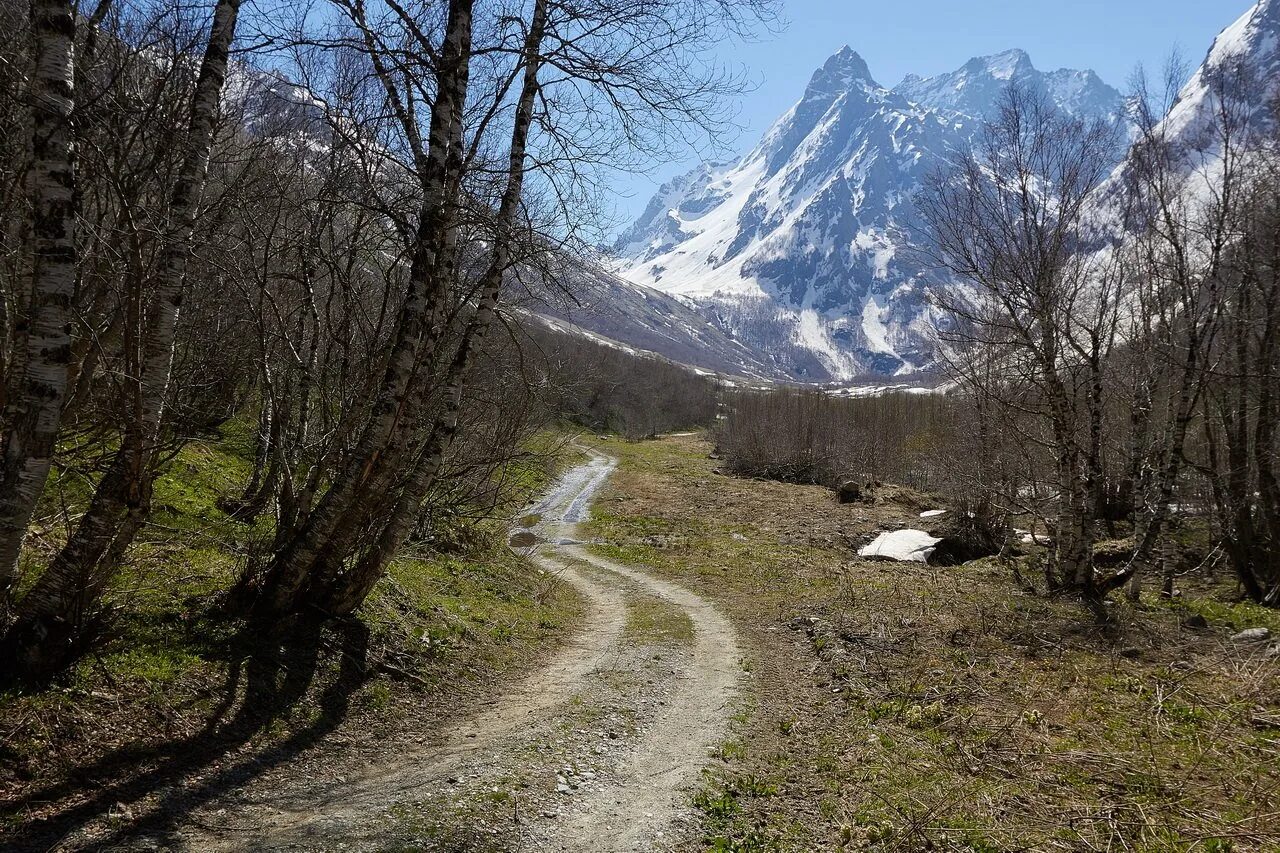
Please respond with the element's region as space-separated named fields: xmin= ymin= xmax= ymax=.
xmin=920 ymin=86 xmax=1124 ymax=600
xmin=1118 ymin=58 xmax=1256 ymax=598
xmin=1198 ymin=98 xmax=1280 ymax=604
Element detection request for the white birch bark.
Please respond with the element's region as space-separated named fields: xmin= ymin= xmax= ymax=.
xmin=0 ymin=0 xmax=76 ymax=594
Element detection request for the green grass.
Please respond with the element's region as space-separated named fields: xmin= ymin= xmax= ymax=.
xmin=623 ymin=593 xmax=695 ymax=644
xmin=1 ymin=420 xmax=585 ymax=809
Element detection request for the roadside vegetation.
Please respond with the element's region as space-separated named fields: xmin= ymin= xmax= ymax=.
xmin=588 ymin=433 xmax=1280 ymax=852
xmin=0 ymin=346 xmax=717 ymax=846
xmin=0 ymin=419 xmax=581 ymax=845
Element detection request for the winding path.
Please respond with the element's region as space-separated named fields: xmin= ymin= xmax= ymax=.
xmin=181 ymin=449 xmax=741 ymax=851
xmin=528 ymin=451 xmax=742 ymax=850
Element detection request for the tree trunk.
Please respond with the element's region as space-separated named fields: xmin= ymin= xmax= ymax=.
xmin=0 ymin=0 xmax=76 ymax=597
xmin=251 ymin=0 xmax=476 ymax=621
xmin=1 ymin=0 xmax=242 ymax=683
xmin=315 ymin=0 xmax=549 ymax=617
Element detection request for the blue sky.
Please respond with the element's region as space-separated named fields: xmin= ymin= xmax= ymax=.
xmin=603 ymin=0 xmax=1250 ymax=232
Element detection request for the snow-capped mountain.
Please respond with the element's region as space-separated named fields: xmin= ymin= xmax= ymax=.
xmin=895 ymin=49 xmax=1124 ymax=123
xmin=1130 ymin=0 xmax=1278 ymax=170
xmin=614 ymin=48 xmax=1126 ymax=379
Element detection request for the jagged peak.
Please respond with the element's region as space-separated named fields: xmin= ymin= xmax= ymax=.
xmin=891 ymin=49 xmax=1122 ymax=120
xmin=896 ymin=48 xmax=1114 ymax=91
xmin=806 ymin=45 xmax=879 ymax=97
xmin=965 ymin=48 xmax=1034 ymax=80
xmin=1201 ymin=0 xmax=1280 ymax=68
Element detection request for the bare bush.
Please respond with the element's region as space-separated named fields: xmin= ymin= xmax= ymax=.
xmin=715 ymin=388 xmax=957 ymax=491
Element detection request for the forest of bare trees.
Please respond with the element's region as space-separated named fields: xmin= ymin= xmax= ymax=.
xmin=714 ymin=388 xmax=957 ymax=491
xmin=721 ymin=65 xmax=1280 ymax=610
xmin=0 ymin=0 xmax=769 ymax=686
xmin=923 ymin=67 xmax=1280 ymax=606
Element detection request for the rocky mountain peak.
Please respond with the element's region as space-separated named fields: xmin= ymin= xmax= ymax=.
xmin=805 ymin=46 xmax=879 ymax=97
xmin=894 ymin=50 xmax=1124 ymax=120
xmin=609 ymin=2 xmax=1276 ymax=382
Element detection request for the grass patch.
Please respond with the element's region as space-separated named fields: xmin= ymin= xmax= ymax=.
xmin=623 ymin=593 xmax=695 ymax=645
xmin=586 ymin=433 xmax=1280 ymax=852
xmin=0 ymin=422 xmax=583 ymax=838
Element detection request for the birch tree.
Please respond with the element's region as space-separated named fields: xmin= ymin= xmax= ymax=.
xmin=244 ymin=0 xmax=778 ymax=623
xmin=1117 ymin=61 xmax=1253 ymax=598
xmin=2 ymin=0 xmax=244 ymax=682
xmin=920 ymin=86 xmax=1125 ymax=600
xmin=0 ymin=0 xmax=76 ymax=595
xmin=313 ymin=0 xmax=551 ymax=616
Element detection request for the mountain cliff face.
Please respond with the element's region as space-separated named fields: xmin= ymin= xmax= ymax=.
xmin=613 ymin=48 xmax=1126 ymax=379
xmin=612 ymin=2 xmax=1280 ymax=383
xmin=1130 ymin=0 xmax=1279 ymax=175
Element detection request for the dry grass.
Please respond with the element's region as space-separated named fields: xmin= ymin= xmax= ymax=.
xmin=585 ymin=433 xmax=1280 ymax=853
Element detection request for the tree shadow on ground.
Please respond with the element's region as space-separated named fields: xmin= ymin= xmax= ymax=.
xmin=1 ymin=617 xmax=371 ymax=851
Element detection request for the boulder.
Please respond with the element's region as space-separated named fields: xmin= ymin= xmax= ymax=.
xmin=837 ymin=480 xmax=865 ymax=504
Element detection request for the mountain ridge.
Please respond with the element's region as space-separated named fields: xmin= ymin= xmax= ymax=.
xmin=612 ymin=47 xmax=1127 ymax=380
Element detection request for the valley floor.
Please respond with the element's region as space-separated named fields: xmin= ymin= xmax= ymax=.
xmin=5 ymin=433 xmax=1280 ymax=852
xmin=585 ymin=434 xmax=1280 ymax=852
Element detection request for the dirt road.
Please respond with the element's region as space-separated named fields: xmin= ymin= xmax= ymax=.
xmin=177 ymin=449 xmax=741 ymax=851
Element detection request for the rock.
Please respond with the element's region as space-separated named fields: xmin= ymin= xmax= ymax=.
xmin=837 ymin=481 xmax=864 ymax=504
xmin=788 ymin=615 xmax=820 ymax=630
xmin=1180 ymin=614 xmax=1209 ymax=630
xmin=1231 ymin=627 xmax=1271 ymax=642
xmin=556 ymin=783 xmax=572 ymax=794
xmin=508 ymin=531 xmax=538 ymax=548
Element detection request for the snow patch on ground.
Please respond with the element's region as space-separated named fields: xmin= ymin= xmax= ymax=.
xmin=859 ymin=529 xmax=942 ymax=562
